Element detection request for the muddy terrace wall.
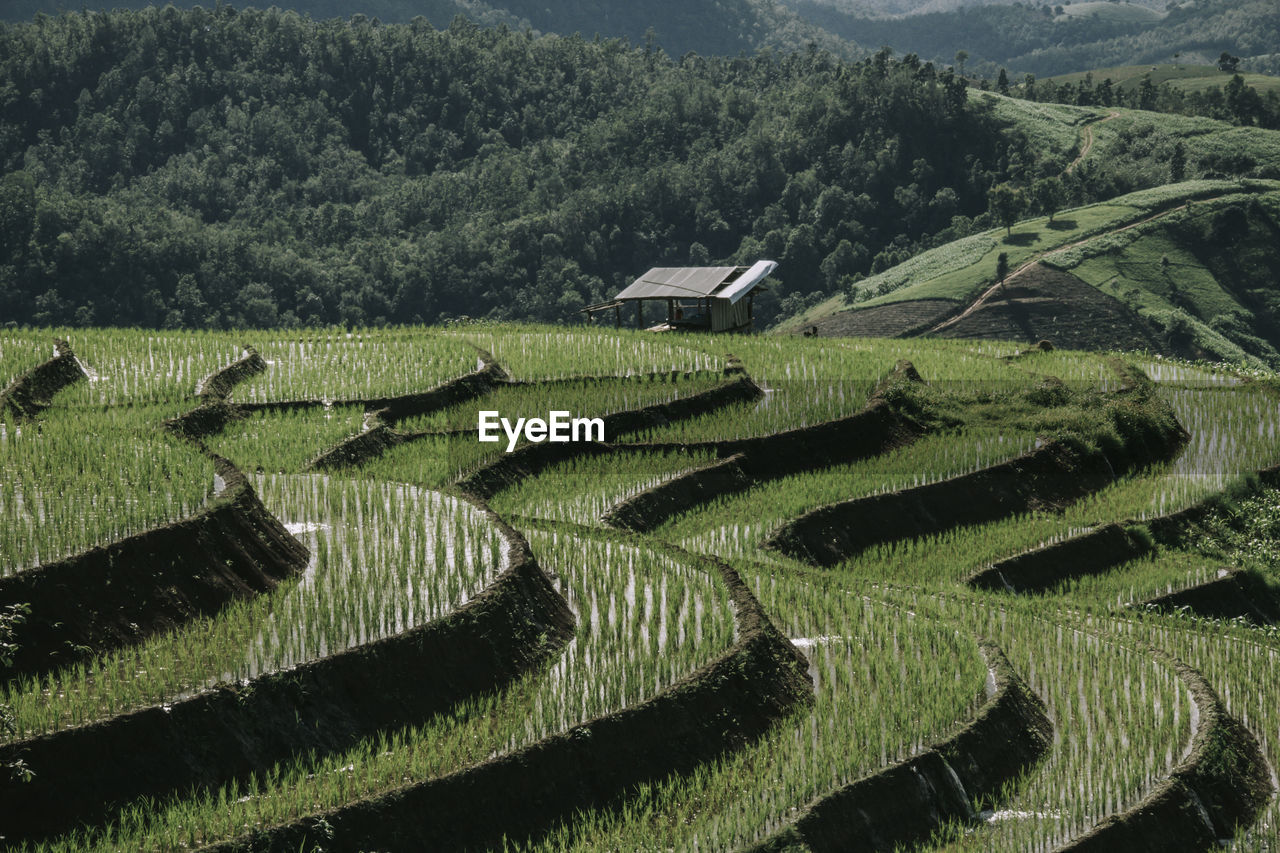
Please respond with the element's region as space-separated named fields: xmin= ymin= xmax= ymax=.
xmin=0 ymin=510 xmax=575 ymax=844
xmin=165 ymin=346 xmax=269 ymax=440
xmin=0 ymin=458 xmax=307 ymax=682
xmin=767 ymin=441 xmax=1116 ymax=567
xmin=1137 ymin=568 xmax=1280 ymax=624
xmin=169 ymin=348 xmax=505 ymax=443
xmin=766 ymin=403 xmax=1189 ymax=567
xmin=967 ymin=461 xmax=1280 ymax=595
xmin=747 ymin=643 xmax=1052 ymax=853
xmin=200 ymin=535 xmax=813 ymax=853
xmin=967 ymin=523 xmax=1153 ymax=593
xmin=458 ymin=376 xmax=764 ymax=498
xmin=304 ymin=369 xmax=754 ymax=473
xmin=1053 ymin=654 xmax=1272 ymax=852
xmin=0 ymin=339 xmax=86 ymax=419
xmin=604 ymin=371 xmax=926 ymax=533
xmin=197 ymin=346 xmax=267 ymax=400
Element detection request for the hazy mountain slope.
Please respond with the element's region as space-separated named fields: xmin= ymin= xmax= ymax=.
xmin=0 ymin=0 xmax=854 ymax=59
xmin=785 ymin=0 xmax=1280 ymax=78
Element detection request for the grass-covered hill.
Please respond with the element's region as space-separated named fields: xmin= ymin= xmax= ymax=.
xmin=3 ymin=324 xmax=1280 ymax=849
xmin=780 ymin=179 xmax=1280 ymax=368
xmin=0 ymin=6 xmax=1045 ymax=331
xmin=1041 ymin=63 xmax=1280 ymax=97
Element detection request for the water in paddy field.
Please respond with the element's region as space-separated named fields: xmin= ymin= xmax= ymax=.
xmin=522 ymin=529 xmax=735 ymax=739
xmin=1135 ymin=359 xmax=1243 ymax=386
xmin=230 ymin=474 xmax=505 ymax=679
xmin=1146 ymin=384 xmax=1280 ymax=515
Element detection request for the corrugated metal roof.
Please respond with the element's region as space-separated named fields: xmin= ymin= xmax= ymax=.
xmin=614 ymin=263 xmax=775 ymax=301
xmin=615 ymin=266 xmax=740 ymax=300
xmin=718 ymin=260 xmax=777 ymax=304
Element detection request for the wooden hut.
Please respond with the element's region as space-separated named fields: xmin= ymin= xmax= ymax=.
xmin=582 ymin=260 xmax=777 ymax=332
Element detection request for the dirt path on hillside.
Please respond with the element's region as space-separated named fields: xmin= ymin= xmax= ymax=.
xmin=1065 ymin=110 xmax=1121 ymax=175
xmin=925 ymin=195 xmax=1225 ymax=336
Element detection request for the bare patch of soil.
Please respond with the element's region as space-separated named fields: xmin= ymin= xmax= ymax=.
xmin=934 ymin=264 xmax=1164 ymax=353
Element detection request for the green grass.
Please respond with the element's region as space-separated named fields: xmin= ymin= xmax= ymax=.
xmin=783 ymin=181 xmax=1280 ymax=371
xmin=9 ymin=325 xmax=1280 ymax=853
xmin=1 ymin=404 xmax=216 ymax=574
xmin=204 ymin=405 xmax=368 ymax=473
xmin=2 ymin=475 xmax=505 ymax=737
xmin=972 ymin=91 xmax=1102 ymax=160
xmin=1040 ymin=64 xmax=1280 ymax=95
xmin=35 ymin=529 xmax=736 ymax=851
xmin=232 ymin=329 xmax=480 ymax=403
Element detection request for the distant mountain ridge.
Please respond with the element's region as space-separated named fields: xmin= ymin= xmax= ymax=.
xmin=0 ymin=0 xmax=856 ymax=59
xmin=784 ymin=0 xmax=1280 ymax=78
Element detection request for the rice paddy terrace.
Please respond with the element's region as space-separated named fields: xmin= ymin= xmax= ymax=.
xmin=2 ymin=324 xmax=1280 ymax=852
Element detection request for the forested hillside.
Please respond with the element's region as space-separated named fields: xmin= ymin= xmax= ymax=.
xmin=1 ymin=7 xmax=1021 ymax=329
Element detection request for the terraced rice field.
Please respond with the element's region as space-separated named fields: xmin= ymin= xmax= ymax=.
xmin=2 ymin=324 xmax=1279 ymax=852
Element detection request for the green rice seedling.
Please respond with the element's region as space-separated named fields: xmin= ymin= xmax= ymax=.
xmin=1 ymin=474 xmax=503 ymax=737
xmin=448 ymin=325 xmax=720 ymax=380
xmin=491 ymin=448 xmax=716 ymax=525
xmin=0 ymin=331 xmax=57 ymax=391
xmin=1129 ymin=358 xmax=1243 ymax=386
xmin=232 ymin=329 xmax=480 ymax=403
xmin=32 ymin=529 xmax=735 ymax=851
xmin=358 ymin=374 xmax=730 ymax=488
xmin=616 ymin=336 xmax=1098 ymax=444
xmin=10 ymin=325 xmax=1280 ymax=853
xmin=0 ymin=404 xmax=216 ymax=574
xmin=357 ymin=433 xmax=458 ymax=489
xmin=204 ymin=405 xmax=367 ymax=473
xmin=817 ymin=375 xmax=1280 ymax=589
xmin=664 ymin=425 xmax=1037 ymax=562
xmin=614 ymin=334 xmax=891 ymax=442
xmin=1075 ymin=491 xmax=1280 ymax=847
xmin=394 ymin=372 xmax=726 ymax=433
xmin=521 ymin=576 xmax=987 ymax=851
xmin=54 ymin=329 xmax=246 ymax=405
xmin=1055 ymin=549 xmax=1230 ymax=608
xmin=1127 ymin=611 xmax=1280 ymax=852
xmin=926 ymin=594 xmax=1194 ymax=851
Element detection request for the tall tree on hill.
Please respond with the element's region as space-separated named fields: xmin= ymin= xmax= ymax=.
xmin=1225 ymin=74 xmax=1264 ymax=125
xmin=988 ymin=183 xmax=1027 ymax=235
xmin=1032 ymin=176 xmax=1065 ymax=223
xmin=1170 ymin=141 xmax=1187 ymax=182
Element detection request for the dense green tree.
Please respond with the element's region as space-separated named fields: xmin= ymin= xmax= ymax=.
xmin=0 ymin=7 xmax=1031 ymax=328
xmin=987 ymin=183 xmax=1027 ymax=235
xmin=1032 ymin=176 xmax=1065 ymax=223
